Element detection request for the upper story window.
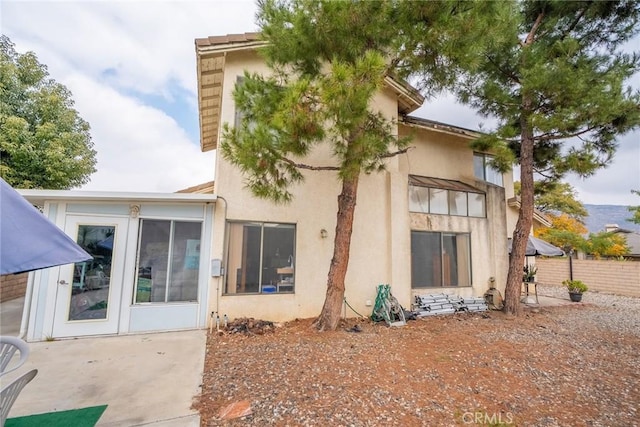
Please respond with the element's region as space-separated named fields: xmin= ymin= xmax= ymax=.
xmin=225 ymin=221 xmax=296 ymax=294
xmin=409 ymin=175 xmax=486 ymax=218
xmin=474 ymin=153 xmax=503 ymax=186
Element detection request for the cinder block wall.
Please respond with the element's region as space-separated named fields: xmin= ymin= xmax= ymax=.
xmin=536 ymin=258 xmax=640 ymax=298
xmin=0 ymin=273 xmax=28 ymax=303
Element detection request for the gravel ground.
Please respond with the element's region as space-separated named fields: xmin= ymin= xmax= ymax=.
xmin=196 ymin=286 xmax=639 ymax=426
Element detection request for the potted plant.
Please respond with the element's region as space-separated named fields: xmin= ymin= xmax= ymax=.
xmin=523 ymin=265 xmax=537 ymax=282
xmin=563 ymin=279 xmax=588 ymax=302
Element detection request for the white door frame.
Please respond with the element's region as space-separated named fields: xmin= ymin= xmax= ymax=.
xmin=51 ymin=215 xmax=130 ymax=338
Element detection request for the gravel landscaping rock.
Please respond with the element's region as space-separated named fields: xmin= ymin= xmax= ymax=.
xmin=196 ymin=288 xmax=639 ymax=426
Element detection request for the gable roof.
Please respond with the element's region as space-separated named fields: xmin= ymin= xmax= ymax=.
xmin=402 ymin=116 xmax=482 ymax=140
xmin=605 ymin=226 xmax=640 ymax=256
xmin=195 ymin=33 xmax=264 ymax=153
xmin=194 ymin=32 xmax=424 ymax=152
xmin=507 ymin=197 xmax=553 ymax=228
xmin=176 ymin=181 xmax=215 ymax=194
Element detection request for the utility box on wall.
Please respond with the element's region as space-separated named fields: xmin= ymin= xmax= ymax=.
xmin=211 ymin=259 xmax=223 ymax=277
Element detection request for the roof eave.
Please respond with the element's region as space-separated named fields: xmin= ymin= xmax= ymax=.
xmin=507 ymin=197 xmax=553 ymax=228
xmin=18 ymin=189 xmax=217 ymax=205
xmin=401 ymin=116 xmax=482 ymax=140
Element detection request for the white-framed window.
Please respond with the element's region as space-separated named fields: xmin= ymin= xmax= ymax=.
xmin=134 ymin=219 xmax=202 ymax=303
xmin=408 ymin=175 xmax=486 ymax=218
xmin=474 ymin=152 xmax=503 ymax=186
xmin=411 ymin=231 xmax=471 ymax=288
xmin=225 ymin=221 xmax=296 ymax=294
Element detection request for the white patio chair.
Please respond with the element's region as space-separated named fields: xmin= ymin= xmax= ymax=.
xmin=0 ymin=368 xmax=38 ymax=426
xmin=0 ymin=336 xmax=30 ymax=377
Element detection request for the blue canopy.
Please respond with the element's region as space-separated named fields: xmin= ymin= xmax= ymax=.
xmin=0 ymin=178 xmax=92 ymax=275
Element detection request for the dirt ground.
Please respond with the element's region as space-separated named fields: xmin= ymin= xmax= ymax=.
xmin=195 ymin=303 xmax=639 ymax=426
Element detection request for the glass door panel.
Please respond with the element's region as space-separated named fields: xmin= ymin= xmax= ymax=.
xmin=53 ymin=215 xmax=128 ymax=338
xmin=69 ymin=225 xmax=115 ymax=321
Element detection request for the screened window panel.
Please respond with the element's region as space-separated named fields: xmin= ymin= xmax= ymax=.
xmin=412 ymin=231 xmax=471 ymax=288
xmin=468 ymin=193 xmax=486 ymax=217
xmin=473 ymin=154 xmax=485 ymax=180
xmin=474 ymin=152 xmax=503 ymax=186
xmin=448 ymin=191 xmax=468 ymax=216
xmin=408 ymin=175 xmax=485 ymax=218
xmin=168 ymin=222 xmax=202 ymax=302
xmin=226 ymin=222 xmax=296 ymax=294
xmin=429 ymin=188 xmax=448 ymax=214
xmin=408 ymin=186 xmax=429 ymax=213
xmin=135 ymin=220 xmax=202 ymax=304
xmin=411 ymin=231 xmax=442 ymax=288
xmin=485 ymin=166 xmax=504 ymax=186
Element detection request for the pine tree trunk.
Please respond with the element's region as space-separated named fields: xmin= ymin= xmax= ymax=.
xmin=314 ymin=175 xmax=359 ymax=331
xmin=503 ymin=106 xmax=535 ymax=316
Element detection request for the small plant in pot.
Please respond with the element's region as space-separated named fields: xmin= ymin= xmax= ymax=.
xmin=563 ymin=279 xmax=588 ymax=302
xmin=523 ymin=265 xmax=537 ymax=282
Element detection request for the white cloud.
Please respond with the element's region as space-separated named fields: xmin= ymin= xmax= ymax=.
xmin=65 ymin=73 xmax=214 ymax=192
xmin=3 ymin=1 xmax=259 ymax=98
xmin=3 ymin=0 xmax=257 ymax=192
xmin=2 ymin=0 xmax=638 ymax=204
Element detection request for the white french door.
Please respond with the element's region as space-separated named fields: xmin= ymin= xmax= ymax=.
xmin=52 ymin=215 xmax=129 ymax=338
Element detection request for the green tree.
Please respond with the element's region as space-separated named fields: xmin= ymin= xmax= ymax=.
xmin=515 ymin=180 xmax=587 ymax=219
xmin=409 ymin=1 xmax=640 ymax=315
xmin=0 ymin=35 xmax=96 ymax=189
xmin=535 ymin=212 xmax=587 ymax=252
xmin=221 ymin=0 xmax=405 ymax=331
xmin=585 ymin=231 xmax=629 ymax=258
xmin=223 ymin=0 xmax=504 ymax=330
xmin=629 ymin=189 xmax=640 ymax=224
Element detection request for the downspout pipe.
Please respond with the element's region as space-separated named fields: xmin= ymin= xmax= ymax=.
xmin=18 ymin=271 xmax=35 ymax=339
xmin=215 ymin=195 xmax=228 ymax=316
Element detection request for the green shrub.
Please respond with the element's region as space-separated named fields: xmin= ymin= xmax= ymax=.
xmin=562 ymin=279 xmax=588 ymax=293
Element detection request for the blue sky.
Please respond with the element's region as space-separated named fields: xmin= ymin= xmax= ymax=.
xmin=2 ymin=1 xmax=639 ymax=205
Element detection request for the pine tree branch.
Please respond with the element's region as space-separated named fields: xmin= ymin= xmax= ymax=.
xmin=280 ymin=147 xmax=412 ymax=171
xmin=378 ymin=146 xmax=412 ymax=159
xmin=533 ymin=125 xmax=599 ymax=141
xmin=533 ymin=167 xmax=556 ymax=180
xmin=521 ymin=12 xmax=546 ymax=47
xmin=485 ymin=55 xmax=520 ymax=84
xmin=562 ymin=2 xmax=592 ymax=40
xmin=281 ymin=157 xmax=340 ymax=171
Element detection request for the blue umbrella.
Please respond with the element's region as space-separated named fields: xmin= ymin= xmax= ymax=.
xmin=0 ymin=178 xmax=92 ymax=274
xmin=508 ymin=236 xmax=565 ymax=257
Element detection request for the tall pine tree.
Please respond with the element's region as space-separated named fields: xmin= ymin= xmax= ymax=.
xmin=222 ymin=0 xmax=511 ymax=329
xmin=221 ymin=0 xmax=403 ymax=331
xmin=437 ymin=1 xmax=640 ymax=314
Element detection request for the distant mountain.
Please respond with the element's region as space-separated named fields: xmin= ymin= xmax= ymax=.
xmin=583 ymin=204 xmax=639 ymax=233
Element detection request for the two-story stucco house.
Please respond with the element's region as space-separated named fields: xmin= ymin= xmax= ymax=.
xmin=195 ymin=33 xmax=518 ymax=322
xmin=13 ymin=32 xmax=522 ymax=342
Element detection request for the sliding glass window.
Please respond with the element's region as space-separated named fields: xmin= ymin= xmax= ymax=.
xmin=225 ymin=222 xmax=296 ymax=294
xmin=411 ymin=231 xmax=471 ymax=288
xmin=134 ymin=219 xmax=202 ymax=303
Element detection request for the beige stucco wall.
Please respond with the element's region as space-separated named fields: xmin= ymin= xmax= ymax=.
xmin=207 ymin=49 xmax=512 ymax=322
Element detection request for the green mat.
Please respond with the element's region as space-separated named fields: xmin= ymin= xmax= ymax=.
xmin=6 ymin=405 xmax=107 ymax=427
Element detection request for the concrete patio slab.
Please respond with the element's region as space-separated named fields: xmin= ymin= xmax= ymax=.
xmin=2 ymin=328 xmax=206 ymax=426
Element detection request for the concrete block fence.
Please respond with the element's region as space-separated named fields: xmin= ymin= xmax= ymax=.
xmin=0 ymin=272 xmax=28 ymax=303
xmin=535 ymin=258 xmax=640 ymax=298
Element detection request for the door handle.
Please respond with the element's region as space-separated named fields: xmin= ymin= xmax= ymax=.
xmin=59 ymin=280 xmax=68 ymax=285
